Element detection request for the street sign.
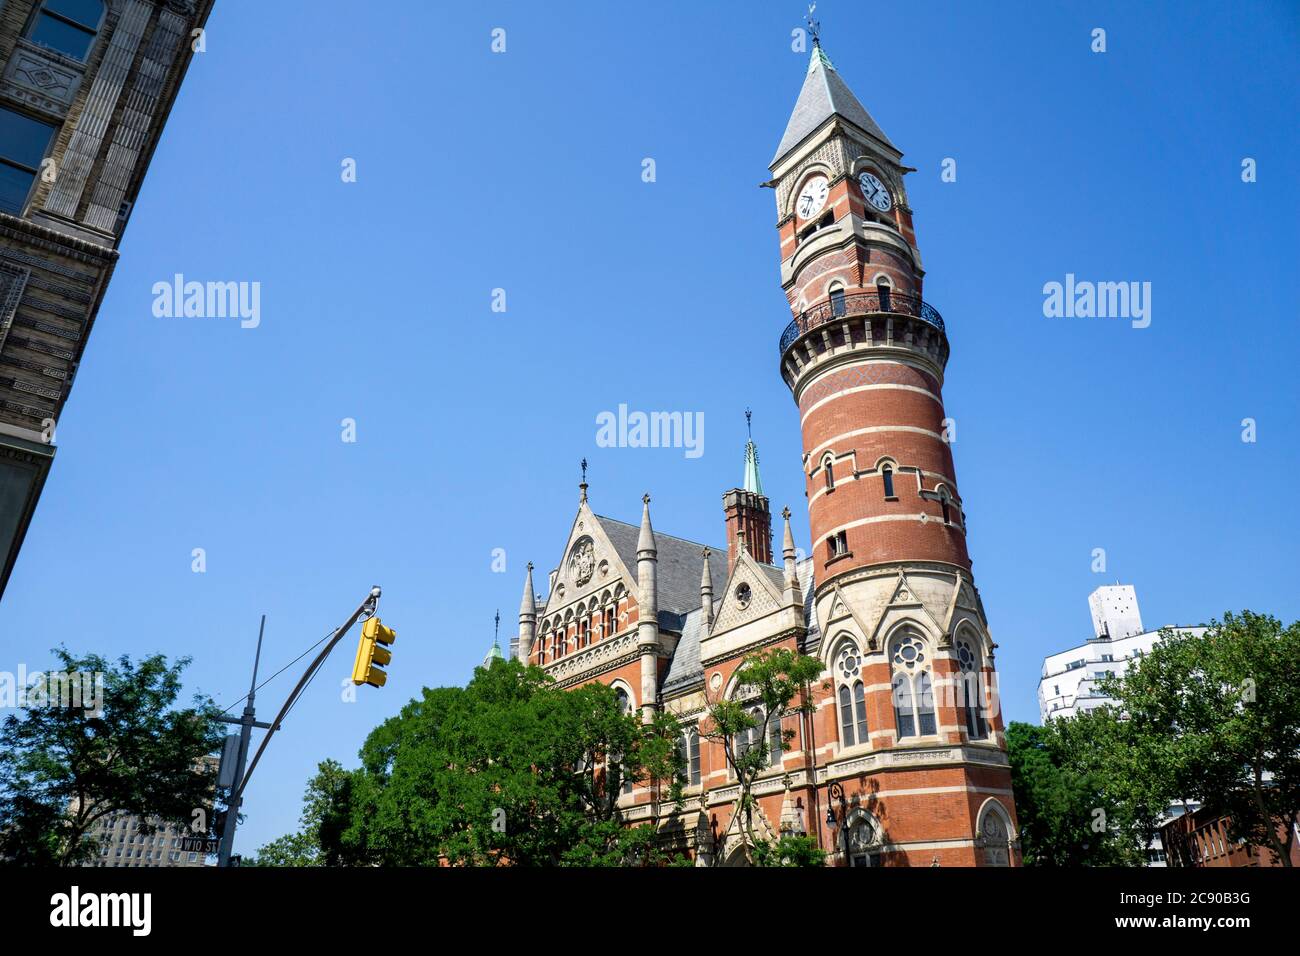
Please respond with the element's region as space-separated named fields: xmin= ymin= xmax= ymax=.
xmin=179 ymin=836 xmax=221 ymax=854
xmin=217 ymin=734 xmax=240 ymax=789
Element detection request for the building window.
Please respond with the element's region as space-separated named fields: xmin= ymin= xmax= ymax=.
xmin=979 ymin=805 xmax=1011 ymax=866
xmin=579 ymin=617 xmax=590 ymax=648
xmin=602 ymin=605 xmax=614 ymax=638
xmin=830 ymin=286 xmax=846 ymax=316
xmin=890 ymin=633 xmax=936 ymax=738
xmin=827 ymin=530 xmax=848 ymax=560
xmin=847 ymin=815 xmax=883 ymax=867
xmin=676 ymin=728 xmax=701 ymax=787
xmin=835 ymin=640 xmax=868 ymax=748
xmin=26 ymin=0 xmax=104 ymax=63
xmin=0 ymin=108 xmax=56 ymax=217
xmin=876 ymin=280 xmax=892 ymax=312
xmin=956 ymin=637 xmax=987 ymax=740
xmin=734 ymin=707 xmax=781 ymax=770
xmin=939 ymin=489 xmax=951 ymax=525
xmin=882 ymin=464 xmax=895 ymax=498
xmin=615 ymin=688 xmax=634 ymax=794
xmin=823 ymin=455 xmax=835 ymax=490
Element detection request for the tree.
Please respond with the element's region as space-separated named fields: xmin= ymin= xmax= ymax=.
xmin=248 ymin=759 xmax=355 ymax=866
xmin=698 ymin=647 xmax=824 ymax=865
xmin=0 ymin=649 xmax=221 ymax=866
xmin=1089 ymin=613 xmax=1300 ymax=866
xmin=752 ymin=834 xmax=827 ymax=867
xmin=313 ymin=658 xmax=685 ymax=866
xmin=1005 ymin=721 xmax=1139 ymax=866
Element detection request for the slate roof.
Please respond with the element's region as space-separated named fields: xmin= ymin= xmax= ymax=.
xmin=772 ymin=46 xmax=896 ymax=167
xmin=593 ymin=514 xmax=728 ymax=631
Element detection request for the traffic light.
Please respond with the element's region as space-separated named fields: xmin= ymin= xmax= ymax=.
xmin=352 ymin=616 xmax=396 ymax=687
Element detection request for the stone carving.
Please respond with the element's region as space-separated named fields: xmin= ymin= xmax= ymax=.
xmin=2 ymin=41 xmax=84 ymax=117
xmin=568 ymin=536 xmax=595 ymax=586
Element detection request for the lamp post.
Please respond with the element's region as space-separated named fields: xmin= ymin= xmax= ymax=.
xmin=825 ymin=780 xmax=849 ymax=865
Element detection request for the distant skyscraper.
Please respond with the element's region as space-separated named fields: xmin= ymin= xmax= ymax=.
xmin=0 ymin=0 xmax=215 ymax=598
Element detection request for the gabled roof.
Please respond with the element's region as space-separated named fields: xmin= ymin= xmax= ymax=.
xmin=771 ymin=45 xmax=896 ymax=167
xmin=593 ymin=514 xmax=727 ymax=630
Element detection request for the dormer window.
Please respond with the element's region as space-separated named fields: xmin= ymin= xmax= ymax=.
xmin=26 ymin=0 xmax=104 ymax=63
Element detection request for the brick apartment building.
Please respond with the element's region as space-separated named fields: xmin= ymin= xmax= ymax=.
xmin=506 ymin=39 xmax=1019 ymax=866
xmin=1161 ymin=807 xmax=1300 ymax=868
xmin=0 ymin=0 xmax=214 ymax=599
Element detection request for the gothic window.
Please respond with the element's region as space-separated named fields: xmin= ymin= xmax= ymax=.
xmin=615 ymin=688 xmax=634 ymax=794
xmin=0 ymin=108 xmax=55 ymax=216
xmin=978 ymin=804 xmax=1011 ymax=866
xmin=847 ymin=815 xmax=883 ymax=867
xmin=734 ymin=707 xmax=781 ymax=771
xmin=939 ymin=488 xmax=952 ymax=525
xmin=26 ymin=0 xmax=104 ymax=62
xmin=835 ymin=641 xmax=868 ymax=748
xmin=602 ymin=605 xmax=614 ymax=638
xmin=891 ymin=632 xmax=936 ymax=738
xmin=876 ymin=278 xmax=892 ymax=311
xmin=676 ymin=728 xmax=702 ymax=787
xmin=579 ymin=617 xmax=590 ymax=648
xmin=956 ymin=636 xmax=988 ymax=740
xmin=882 ymin=464 xmax=895 ymax=498
xmin=823 ymin=454 xmax=835 ymax=490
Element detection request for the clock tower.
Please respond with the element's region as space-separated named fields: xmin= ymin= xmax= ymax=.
xmin=771 ymin=38 xmax=1019 ymax=864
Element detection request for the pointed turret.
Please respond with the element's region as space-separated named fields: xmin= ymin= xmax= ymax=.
xmin=781 ymin=506 xmax=802 ymax=608
xmin=483 ymin=610 xmax=504 ymax=669
xmin=636 ymin=494 xmax=659 ymax=723
xmin=517 ymin=562 xmax=537 ymax=663
xmin=771 ymin=44 xmax=895 ymax=168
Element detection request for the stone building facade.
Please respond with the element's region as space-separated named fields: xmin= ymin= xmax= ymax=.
xmin=511 ymin=43 xmax=1019 ymax=866
xmin=0 ymin=0 xmax=214 ymax=598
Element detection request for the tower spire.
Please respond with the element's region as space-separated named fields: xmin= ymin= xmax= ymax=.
xmin=483 ymin=609 xmax=504 ymax=668
xmin=743 ymin=408 xmax=764 ymax=496
xmin=517 ymin=561 xmax=537 ymax=662
xmin=700 ymin=546 xmax=714 ymax=630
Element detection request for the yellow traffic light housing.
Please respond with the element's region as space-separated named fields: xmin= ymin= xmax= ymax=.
xmin=352 ymin=617 xmax=396 ymax=687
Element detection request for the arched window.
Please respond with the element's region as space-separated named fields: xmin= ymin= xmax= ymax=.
xmin=579 ymin=617 xmax=590 ymax=648
xmin=602 ymin=604 xmax=614 ymax=638
xmin=734 ymin=706 xmax=782 ymax=770
xmin=876 ymin=278 xmax=892 ymax=312
xmin=882 ymin=464 xmax=895 ymax=498
xmin=823 ymin=454 xmax=835 ymax=491
xmin=26 ymin=0 xmax=104 ymax=62
xmin=614 ymin=687 xmax=634 ymax=794
xmin=847 ymin=813 xmax=883 ymax=867
xmin=835 ymin=640 xmax=868 ymax=748
xmin=890 ymin=632 xmax=936 ymax=738
xmin=956 ymin=636 xmax=987 ymax=740
xmin=939 ymin=488 xmax=952 ymax=525
xmin=978 ymin=803 xmax=1012 ymax=866
xmin=829 ymin=285 xmax=846 ymax=317
xmin=676 ymin=728 xmax=702 ymax=787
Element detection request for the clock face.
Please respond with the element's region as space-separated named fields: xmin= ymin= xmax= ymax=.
xmin=796 ymin=175 xmax=830 ymax=219
xmin=858 ymin=171 xmax=893 ymax=212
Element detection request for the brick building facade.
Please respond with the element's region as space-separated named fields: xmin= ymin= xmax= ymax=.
xmin=0 ymin=0 xmax=214 ymax=598
xmin=510 ymin=42 xmax=1019 ymax=866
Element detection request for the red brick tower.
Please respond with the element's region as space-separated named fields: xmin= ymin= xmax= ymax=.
xmin=771 ymin=39 xmax=1018 ymax=865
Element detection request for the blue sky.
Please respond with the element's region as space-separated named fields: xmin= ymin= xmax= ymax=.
xmin=1 ymin=0 xmax=1297 ymax=855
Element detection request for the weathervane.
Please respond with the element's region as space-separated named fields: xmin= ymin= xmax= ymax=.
xmin=745 ymin=407 xmax=753 ymax=439
xmin=806 ymin=3 xmax=821 ymax=47
xmin=581 ymin=458 xmax=587 ymax=483
xmin=494 ymin=609 xmax=500 ymax=642
xmin=579 ymin=457 xmax=589 ymax=502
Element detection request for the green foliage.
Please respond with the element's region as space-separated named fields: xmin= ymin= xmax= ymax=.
xmin=752 ymin=834 xmax=826 ymax=867
xmin=302 ymin=658 xmax=685 ymax=866
xmin=0 ymin=649 xmax=221 ymax=866
xmin=1014 ymin=611 xmax=1300 ymax=867
xmin=699 ymin=647 xmax=824 ymax=864
xmin=248 ymin=758 xmax=356 ymax=866
xmin=1005 ymin=721 xmax=1139 ymax=866
xmin=1090 ymin=612 xmax=1300 ymax=866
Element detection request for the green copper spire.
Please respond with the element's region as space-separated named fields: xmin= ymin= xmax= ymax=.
xmin=743 ymin=409 xmax=764 ymax=496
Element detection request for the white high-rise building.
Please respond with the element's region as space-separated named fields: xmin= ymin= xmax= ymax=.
xmin=1037 ymin=585 xmax=1205 ymax=865
xmin=1039 ymin=586 xmax=1205 ymax=722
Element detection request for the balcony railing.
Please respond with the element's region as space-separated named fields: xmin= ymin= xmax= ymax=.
xmin=779 ymin=290 xmax=945 ymax=353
